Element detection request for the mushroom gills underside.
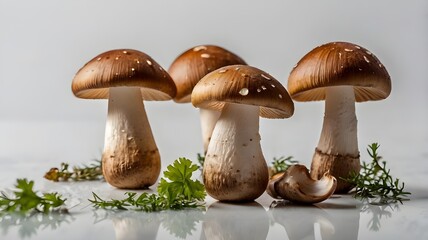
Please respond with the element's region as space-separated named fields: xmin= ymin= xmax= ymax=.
xmin=267 ymin=165 xmax=337 ymax=204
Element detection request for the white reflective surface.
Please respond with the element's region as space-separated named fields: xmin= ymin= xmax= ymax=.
xmin=1 ymin=152 xmax=427 ymax=240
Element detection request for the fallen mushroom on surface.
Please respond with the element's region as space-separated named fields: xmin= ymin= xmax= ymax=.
xmin=168 ymin=45 xmax=246 ymax=153
xmin=288 ymin=42 xmax=391 ymax=193
xmin=192 ymin=65 xmax=294 ymax=202
xmin=72 ymin=49 xmax=176 ymax=189
xmin=266 ymin=164 xmax=337 ymax=204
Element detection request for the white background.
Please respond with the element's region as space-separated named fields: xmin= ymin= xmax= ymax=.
xmin=0 ymin=0 xmax=427 ymax=180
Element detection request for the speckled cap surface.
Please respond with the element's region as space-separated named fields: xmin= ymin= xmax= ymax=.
xmin=168 ymin=45 xmax=246 ymax=103
xmin=288 ymin=42 xmax=391 ymax=102
xmin=72 ymin=49 xmax=176 ymax=100
xmin=192 ymin=65 xmax=294 ymax=119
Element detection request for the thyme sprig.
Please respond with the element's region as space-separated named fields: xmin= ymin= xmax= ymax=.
xmin=196 ymin=153 xmax=205 ymax=171
xmin=345 ymin=143 xmax=410 ymax=204
xmin=268 ymin=156 xmax=298 ymax=178
xmin=44 ymin=160 xmax=103 ymax=182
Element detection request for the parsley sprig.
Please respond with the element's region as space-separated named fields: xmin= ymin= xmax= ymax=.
xmin=44 ymin=160 xmax=103 ymax=182
xmin=0 ymin=179 xmax=67 ymax=214
xmin=345 ymin=143 xmax=410 ymax=204
xmin=90 ymin=158 xmax=206 ymax=211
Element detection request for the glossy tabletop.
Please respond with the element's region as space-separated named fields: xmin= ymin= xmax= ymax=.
xmin=0 ymin=153 xmax=427 ymax=240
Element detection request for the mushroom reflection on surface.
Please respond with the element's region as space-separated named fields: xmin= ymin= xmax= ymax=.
xmin=192 ymin=65 xmax=294 ymax=202
xmin=288 ymin=42 xmax=391 ymax=193
xmin=168 ymin=45 xmax=247 ymax=154
xmin=203 ymin=202 xmax=269 ymax=240
xmin=110 ymin=212 xmax=162 ymax=240
xmin=72 ymin=49 xmax=176 ymax=189
xmin=270 ymin=199 xmax=360 ymax=240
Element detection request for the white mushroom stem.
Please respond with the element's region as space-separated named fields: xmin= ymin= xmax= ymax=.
xmin=311 ymin=85 xmax=360 ymax=193
xmin=204 ymin=103 xmax=268 ymax=202
xmin=317 ymin=86 xmax=358 ymax=155
xmin=199 ymin=108 xmax=221 ymax=154
xmin=103 ymin=87 xmax=160 ymax=189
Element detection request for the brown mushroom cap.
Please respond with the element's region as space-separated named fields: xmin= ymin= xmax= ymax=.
xmin=191 ymin=65 xmax=294 ymax=119
xmin=72 ymin=49 xmax=176 ymax=100
xmin=288 ymin=42 xmax=391 ymax=102
xmin=168 ymin=45 xmax=246 ymax=103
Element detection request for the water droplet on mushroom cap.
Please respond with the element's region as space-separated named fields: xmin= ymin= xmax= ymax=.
xmin=364 ymin=56 xmax=370 ymax=63
xmin=261 ymin=74 xmax=270 ymax=80
xmin=193 ymin=46 xmax=207 ymax=51
xmin=239 ymin=88 xmax=249 ymax=96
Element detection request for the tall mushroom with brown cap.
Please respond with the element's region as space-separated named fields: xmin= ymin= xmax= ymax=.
xmin=72 ymin=49 xmax=176 ymax=189
xmin=288 ymin=41 xmax=391 ymax=193
xmin=192 ymin=65 xmax=294 ymax=202
xmin=168 ymin=45 xmax=246 ymax=153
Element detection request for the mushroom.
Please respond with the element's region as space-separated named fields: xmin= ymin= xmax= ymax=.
xmin=192 ymin=65 xmax=294 ymax=202
xmin=168 ymin=45 xmax=246 ymax=153
xmin=266 ymin=164 xmax=337 ymax=204
xmin=72 ymin=49 xmax=176 ymax=189
xmin=287 ymin=42 xmax=391 ymax=193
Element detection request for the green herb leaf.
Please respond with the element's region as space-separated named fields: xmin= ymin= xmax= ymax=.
xmin=344 ymin=143 xmax=411 ymax=204
xmin=44 ymin=160 xmax=103 ymax=182
xmin=90 ymin=157 xmax=206 ymax=212
xmin=268 ymin=156 xmax=298 ymax=178
xmin=158 ymin=158 xmax=205 ymax=201
xmin=196 ymin=153 xmax=205 ymax=171
xmin=0 ymin=179 xmax=67 ymax=214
